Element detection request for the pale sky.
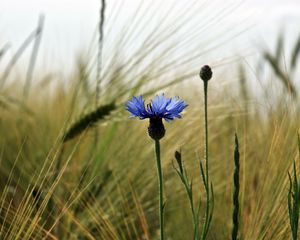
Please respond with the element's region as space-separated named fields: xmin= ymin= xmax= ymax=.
xmin=0 ymin=0 xmax=300 ymax=75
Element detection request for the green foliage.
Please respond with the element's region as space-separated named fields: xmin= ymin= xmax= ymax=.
xmin=63 ymin=101 xmax=116 ymax=142
xmin=287 ymin=135 xmax=300 ymax=240
xmin=174 ymin=150 xmax=201 ymax=240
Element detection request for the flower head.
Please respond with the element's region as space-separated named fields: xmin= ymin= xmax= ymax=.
xmin=125 ymin=94 xmax=188 ymax=122
xmin=125 ymin=94 xmax=188 ymax=140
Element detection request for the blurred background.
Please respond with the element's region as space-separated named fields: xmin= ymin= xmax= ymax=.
xmin=1 ymin=1 xmax=300 ymax=239
xmin=1 ymin=0 xmax=300 ymax=75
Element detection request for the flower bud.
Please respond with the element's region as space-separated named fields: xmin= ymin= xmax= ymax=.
xmin=199 ymin=65 xmax=212 ymax=81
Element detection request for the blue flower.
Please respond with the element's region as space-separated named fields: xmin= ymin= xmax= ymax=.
xmin=125 ymin=94 xmax=188 ymax=121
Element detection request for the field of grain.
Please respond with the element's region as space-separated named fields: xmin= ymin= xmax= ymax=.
xmin=1 ymin=1 xmax=300 ymax=239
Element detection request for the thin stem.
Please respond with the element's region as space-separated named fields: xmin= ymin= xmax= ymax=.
xmin=96 ymin=0 xmax=106 ymax=105
xmin=155 ymin=139 xmax=164 ymax=240
xmin=204 ymin=81 xmax=209 ymax=185
xmin=232 ymin=134 xmax=240 ymax=240
xmin=182 ymin=177 xmax=199 ymax=239
xmin=174 ymin=151 xmax=199 ymax=239
xmin=190 ymin=197 xmax=200 ymax=240
xmin=23 ymin=14 xmax=45 ymax=100
xmin=201 ymin=80 xmax=210 ymax=240
xmin=94 ymin=0 xmax=106 ymax=146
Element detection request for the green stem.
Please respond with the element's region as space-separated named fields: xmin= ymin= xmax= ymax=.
xmin=174 ymin=151 xmax=199 ymax=239
xmin=155 ymin=139 xmax=164 ymax=240
xmin=232 ymin=134 xmax=240 ymax=240
xmin=190 ymin=199 xmax=199 ymax=240
xmin=204 ymin=80 xmax=209 ymax=185
xmin=201 ymin=80 xmax=210 ymax=240
xmin=185 ymin=179 xmax=199 ymax=239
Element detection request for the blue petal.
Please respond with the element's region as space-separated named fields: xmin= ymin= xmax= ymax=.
xmin=125 ymin=95 xmax=150 ymax=119
xmin=164 ymin=96 xmax=188 ymax=120
xmin=150 ymin=94 xmax=170 ymax=116
xmin=166 ymin=97 xmax=184 ymax=111
xmin=125 ymin=94 xmax=187 ymax=121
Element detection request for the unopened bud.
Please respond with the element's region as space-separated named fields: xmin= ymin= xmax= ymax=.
xmin=199 ymin=65 xmax=212 ymax=81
